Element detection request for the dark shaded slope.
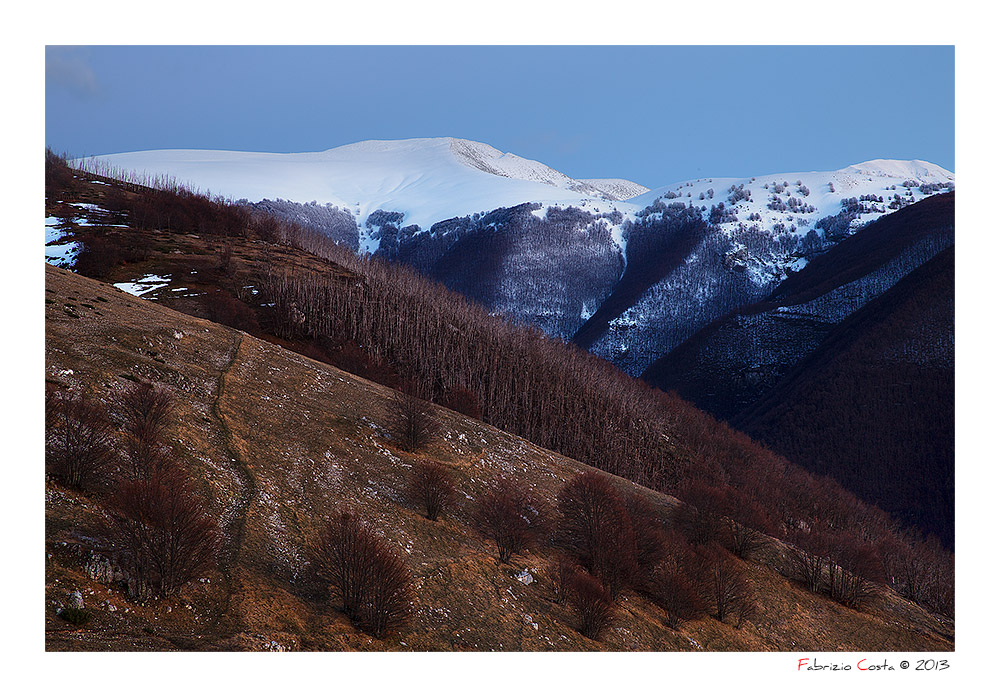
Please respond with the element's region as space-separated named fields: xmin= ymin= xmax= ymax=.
xmin=767 ymin=191 xmax=954 ymax=306
xmin=426 ymin=225 xmax=514 ymax=308
xmin=642 ymin=192 xmax=955 ymax=422
xmin=735 ymin=247 xmax=955 ymax=546
xmin=391 ymin=204 xmax=624 ymax=338
xmin=572 ymin=208 xmax=707 ymax=350
xmin=640 ymin=305 xmax=833 ymax=421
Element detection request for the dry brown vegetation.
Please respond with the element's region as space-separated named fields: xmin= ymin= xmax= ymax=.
xmin=103 ymin=473 xmax=221 ymax=600
xmin=45 ymin=389 xmax=116 ymax=490
xmin=557 ymin=471 xmax=637 ymax=601
xmin=306 ymin=510 xmax=414 ymax=637
xmin=408 ymin=459 xmax=456 ymax=522
xmin=565 ymin=569 xmax=615 ymax=641
xmin=45 ymin=265 xmax=953 ymax=651
xmin=474 ymin=477 xmax=548 ymax=563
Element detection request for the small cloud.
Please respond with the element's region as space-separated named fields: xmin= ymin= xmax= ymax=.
xmin=46 ymin=46 xmax=100 ymax=99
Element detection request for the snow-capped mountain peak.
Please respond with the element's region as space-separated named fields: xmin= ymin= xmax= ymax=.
xmin=78 ymin=139 xmax=953 ymax=273
xmin=79 ymin=137 xmax=628 ymax=231
xmin=447 ymin=138 xmax=603 ymax=196
xmin=841 ymin=159 xmax=955 ymax=182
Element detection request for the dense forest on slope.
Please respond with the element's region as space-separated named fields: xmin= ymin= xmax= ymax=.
xmin=572 ymin=204 xmax=707 ymax=351
xmin=642 ymin=193 xmax=954 ymax=546
xmin=45 ymin=151 xmax=954 ymax=621
xmin=391 ymin=203 xmax=625 ymax=338
xmin=735 ymin=247 xmax=954 ymax=546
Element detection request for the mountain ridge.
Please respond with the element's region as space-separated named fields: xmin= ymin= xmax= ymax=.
xmin=77 ymin=139 xmax=953 ymax=247
xmin=77 ymin=140 xmax=953 ymax=370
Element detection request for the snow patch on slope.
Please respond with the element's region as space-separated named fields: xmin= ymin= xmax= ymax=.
xmin=580 ymin=178 xmax=650 ymax=201
xmin=114 ymin=274 xmax=171 ymax=297
xmin=45 ymin=217 xmax=79 ymax=268
xmin=449 ymin=139 xmax=605 ymax=197
xmin=629 ymin=159 xmax=954 ymax=243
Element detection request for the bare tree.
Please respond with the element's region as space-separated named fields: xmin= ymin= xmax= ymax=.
xmin=357 ymin=542 xmax=414 ymax=638
xmin=116 ymin=381 xmax=175 ymax=479
xmin=827 ymin=532 xmax=883 ymax=609
xmin=727 ymin=517 xmax=770 ymax=561
xmin=46 ymin=389 xmax=116 ymax=490
xmin=652 ymin=565 xmax=705 ymax=630
xmin=307 ymin=510 xmax=414 ymax=637
xmin=672 ymin=499 xmax=725 ymax=549
xmin=721 ymin=487 xmax=774 ymax=560
xmin=474 ymin=477 xmax=547 ymax=563
xmin=308 ymin=510 xmax=380 ymax=618
xmin=787 ymin=528 xmax=829 ymax=594
xmin=104 ymin=472 xmax=220 ymax=599
xmin=392 ymin=386 xmax=440 ymax=452
xmin=675 ymin=481 xmax=772 ymax=560
xmin=880 ymin=529 xmax=952 ymax=615
xmin=650 ymin=530 xmax=705 ymax=629
xmin=115 ymin=379 xmax=171 ymax=436
xmin=625 ymin=493 xmax=669 ymax=593
xmin=696 ymin=545 xmax=755 ymax=624
xmin=557 ymin=471 xmax=637 ymax=600
xmin=566 ymin=569 xmax=615 ymax=641
xmin=408 ymin=459 xmax=455 ymax=521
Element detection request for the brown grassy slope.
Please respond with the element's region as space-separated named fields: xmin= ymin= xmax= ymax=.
xmin=44 ymin=264 xmax=952 ymax=652
xmin=44 ymin=167 xmax=355 ymax=334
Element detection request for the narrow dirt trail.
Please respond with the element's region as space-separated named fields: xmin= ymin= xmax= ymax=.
xmin=205 ymin=332 xmax=257 ymax=639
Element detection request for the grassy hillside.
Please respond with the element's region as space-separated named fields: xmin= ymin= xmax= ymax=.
xmin=45 ymin=265 xmax=952 ymax=652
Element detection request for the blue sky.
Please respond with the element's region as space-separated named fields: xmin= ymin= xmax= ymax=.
xmin=46 ymin=45 xmax=954 ymax=189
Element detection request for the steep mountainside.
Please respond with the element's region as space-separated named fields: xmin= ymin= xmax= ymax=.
xmin=575 ymin=165 xmax=955 ymax=374
xmin=643 ymin=192 xmax=954 ymax=418
xmin=642 ymin=193 xmax=955 ymax=545
xmin=734 ymin=247 xmax=954 ymax=546
xmin=44 ymin=265 xmax=953 ymax=652
xmin=77 ymin=141 xmax=954 ymax=371
xmin=391 ymin=204 xmax=626 ymax=338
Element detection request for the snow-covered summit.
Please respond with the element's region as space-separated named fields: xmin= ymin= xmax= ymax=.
xmin=629 ymin=158 xmax=954 ymax=249
xmin=78 ymin=137 xmax=623 ymax=231
xmin=841 ymin=158 xmax=954 ymax=182
xmin=77 ymin=139 xmax=953 ymax=267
